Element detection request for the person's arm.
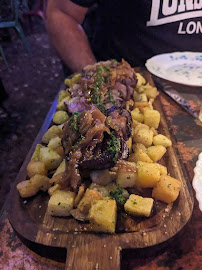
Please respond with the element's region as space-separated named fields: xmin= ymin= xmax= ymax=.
xmin=46 ymin=0 xmax=96 ymax=72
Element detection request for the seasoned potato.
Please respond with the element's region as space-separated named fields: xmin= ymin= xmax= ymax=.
xmin=136 ymin=161 xmax=160 ymax=188
xmin=124 ymin=194 xmax=154 ymax=217
xmin=144 ymin=84 xmax=159 ymax=99
xmin=31 ymin=144 xmax=43 ymax=161
xmin=27 ymin=160 xmax=47 ymax=178
xmin=147 ymin=145 xmax=167 ymax=162
xmin=116 ymin=169 xmax=137 ymax=188
xmin=144 ymin=109 xmax=160 ymax=129
xmin=77 ymin=189 xmax=103 ymax=214
xmin=48 ymin=136 xmax=62 ymax=150
xmin=134 ymin=123 xmax=149 ymax=134
xmin=56 ymin=96 xmax=71 ymax=111
xmin=128 ymin=149 xmax=153 ymax=163
xmin=42 ymin=125 xmax=63 ymax=144
xmin=133 ymin=128 xmax=153 ymax=147
xmin=57 ymin=90 xmax=70 ymax=103
xmin=152 ymin=174 xmax=181 ymax=203
xmin=153 ymin=134 xmax=172 ymax=147
xmin=52 ymin=160 xmax=66 ymax=177
xmin=53 ymin=111 xmax=69 ymax=124
xmin=136 ymin=73 xmax=146 ymax=87
xmin=136 ymin=93 xmax=148 ymax=102
xmin=39 ymin=147 xmax=63 ymax=171
xmin=17 ymin=174 xmax=51 ymax=198
xmin=47 ymin=190 xmax=75 ymax=216
xmin=132 ymin=143 xmax=147 ymax=153
xmin=134 ymin=101 xmax=152 ymax=113
xmin=157 ymin=164 xmax=168 ymax=175
xmin=88 ymin=199 xmax=117 ymax=233
xmin=131 ymin=108 xmax=144 ymax=123
xmin=89 ymin=183 xmax=110 ymax=197
xmin=64 ymin=73 xmax=81 ymax=87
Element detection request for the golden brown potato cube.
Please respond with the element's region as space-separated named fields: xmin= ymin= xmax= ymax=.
xmin=116 ymin=165 xmax=137 ymax=188
xmin=57 ymin=90 xmax=70 ymax=103
xmin=39 ymin=147 xmax=63 ymax=171
xmin=135 ymin=93 xmax=148 ymax=102
xmin=124 ymin=194 xmax=154 ymax=217
xmin=136 ymin=161 xmax=160 ymax=188
xmin=131 ymin=108 xmax=144 ymax=123
xmin=53 ymin=111 xmax=69 ymax=124
xmin=135 ymin=73 xmax=146 ymax=87
xmin=133 ymin=128 xmax=153 ymax=147
xmin=17 ymin=174 xmax=51 ymax=198
xmin=42 ymin=126 xmax=63 ymax=144
xmin=48 ymin=136 xmax=62 ymax=150
xmin=53 ymin=160 xmax=66 ymax=177
xmin=88 ymin=199 xmax=117 ymax=233
xmin=144 ymin=109 xmax=160 ymax=129
xmin=77 ymin=189 xmax=102 ymax=214
xmin=134 ymin=123 xmax=149 ymax=135
xmin=47 ymin=190 xmax=75 ymax=216
xmin=153 ymin=134 xmax=172 ymax=147
xmin=135 ymin=101 xmax=151 ymax=113
xmin=27 ymin=160 xmax=47 ymax=178
xmin=147 ymin=145 xmax=167 ymax=162
xmin=152 ymin=174 xmax=181 ymax=203
xmin=157 ymin=164 xmax=168 ymax=175
xmin=144 ymin=84 xmax=159 ymax=99
xmin=31 ymin=144 xmax=43 ymax=161
xmin=128 ymin=149 xmax=153 ymax=163
xmin=132 ymin=143 xmax=147 ymax=153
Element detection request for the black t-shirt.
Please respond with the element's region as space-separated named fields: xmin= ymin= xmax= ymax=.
xmin=71 ymin=0 xmax=202 ymax=66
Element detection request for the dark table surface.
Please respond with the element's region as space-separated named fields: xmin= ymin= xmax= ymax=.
xmin=0 ymin=74 xmax=201 ymax=270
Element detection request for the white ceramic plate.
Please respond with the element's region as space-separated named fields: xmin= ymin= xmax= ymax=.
xmin=193 ymin=152 xmax=202 ymax=211
xmin=145 ymin=52 xmax=202 ymax=87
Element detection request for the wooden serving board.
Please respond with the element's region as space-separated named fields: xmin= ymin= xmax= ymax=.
xmin=8 ymin=69 xmax=194 ymax=270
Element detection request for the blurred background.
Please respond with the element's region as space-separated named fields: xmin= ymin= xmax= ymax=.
xmin=0 ymin=0 xmax=64 ymax=211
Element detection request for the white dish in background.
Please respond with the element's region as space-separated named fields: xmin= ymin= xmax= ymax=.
xmin=193 ymin=152 xmax=202 ymax=212
xmin=145 ymin=52 xmax=202 ymax=87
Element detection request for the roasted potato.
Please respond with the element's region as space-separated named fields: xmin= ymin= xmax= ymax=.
xmin=27 ymin=160 xmax=47 ymax=178
xmin=88 ymin=199 xmax=117 ymax=233
xmin=17 ymin=174 xmax=51 ymax=198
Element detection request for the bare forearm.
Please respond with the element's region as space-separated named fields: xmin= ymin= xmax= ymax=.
xmin=47 ymin=9 xmax=96 ymax=72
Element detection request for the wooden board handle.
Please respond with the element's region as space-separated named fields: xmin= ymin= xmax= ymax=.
xmin=65 ymin=234 xmax=121 ymax=270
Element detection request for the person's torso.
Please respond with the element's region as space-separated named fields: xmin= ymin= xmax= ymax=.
xmin=86 ymin=0 xmax=202 ymax=66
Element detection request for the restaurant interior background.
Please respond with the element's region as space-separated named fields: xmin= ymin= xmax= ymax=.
xmin=0 ymin=0 xmax=64 ymax=211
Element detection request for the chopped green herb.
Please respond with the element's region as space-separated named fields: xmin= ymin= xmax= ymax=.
xmin=109 ymin=187 xmax=127 ymax=206
xmin=69 ymin=112 xmax=81 ymax=133
xmin=107 ymin=131 xmax=119 ymax=163
xmin=132 ymin=200 xmax=137 ymax=205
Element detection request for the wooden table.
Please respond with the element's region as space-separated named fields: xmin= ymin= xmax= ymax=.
xmin=0 ymin=71 xmax=201 ymax=270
